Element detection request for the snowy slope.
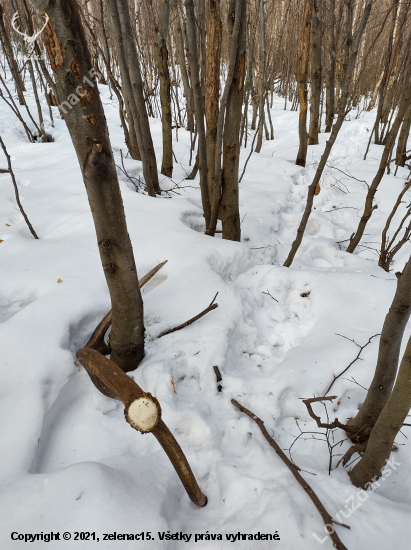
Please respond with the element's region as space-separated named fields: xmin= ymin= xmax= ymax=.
xmin=0 ymin=80 xmax=410 ymax=550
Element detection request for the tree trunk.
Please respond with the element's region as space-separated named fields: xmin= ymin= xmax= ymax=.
xmin=255 ymin=0 xmax=266 ymax=153
xmin=156 ymin=0 xmax=173 ymax=177
xmin=35 ymin=0 xmax=145 ymax=373
xmin=324 ymin=0 xmax=335 ymax=133
xmin=295 ymin=0 xmax=312 ymax=167
xmin=308 ymin=0 xmax=323 ymax=145
xmin=220 ymin=0 xmax=246 ymax=242
xmin=348 ymin=329 xmax=411 ymax=488
xmin=205 ymin=0 xmax=222 ymax=206
xmin=109 ymin=0 xmax=161 ymax=195
xmin=346 ymin=73 xmax=411 ymax=254
xmin=184 ymin=0 xmax=211 ymax=227
xmin=347 ymin=256 xmax=411 ymax=439
xmin=285 ymin=0 xmax=373 ymax=267
xmin=172 ymin=0 xmax=195 ymax=132
xmin=0 ymin=3 xmax=25 ymax=104
xmin=395 ymin=106 xmax=411 ymax=167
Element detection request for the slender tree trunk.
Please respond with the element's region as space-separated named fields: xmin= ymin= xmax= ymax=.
xmin=324 ymin=0 xmax=335 ymax=132
xmin=172 ymin=0 xmax=195 ymax=132
xmin=108 ymin=0 xmax=161 ymax=196
xmin=380 ymin=1 xmax=409 ymax=124
xmin=349 ymin=328 xmax=411 ymax=487
xmin=184 ymin=0 xmax=211 ymax=227
xmin=198 ymin=0 xmax=206 ymax=106
xmin=220 ymin=0 xmax=246 ymax=241
xmin=156 ymin=0 xmax=173 ymax=177
xmin=308 ymin=0 xmax=323 ymax=145
xmin=395 ymin=104 xmax=411 ymax=167
xmin=255 ymin=0 xmax=266 ymax=153
xmin=346 ymin=74 xmax=411 ymax=254
xmin=0 ymin=3 xmax=25 ymax=104
xmin=295 ymin=0 xmax=312 ymax=167
xmin=206 ymin=0 xmax=243 ymax=237
xmin=34 ymin=0 xmax=145 ymax=372
xmin=205 ymin=0 xmax=221 ymax=207
xmin=347 ymin=256 xmax=411 ymax=439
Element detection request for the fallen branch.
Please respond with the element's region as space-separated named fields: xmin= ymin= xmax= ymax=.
xmin=158 ymin=292 xmax=219 ymax=338
xmin=0 ymin=136 xmax=38 ymax=239
xmin=322 ymin=334 xmax=380 ymax=396
xmin=77 ymin=348 xmax=207 ymax=507
xmin=85 ymin=260 xmax=168 ymax=354
xmin=231 ymin=399 xmax=349 ymax=550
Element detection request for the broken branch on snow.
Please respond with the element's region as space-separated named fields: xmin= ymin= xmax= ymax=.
xmin=76 ymin=347 xmax=207 ymax=507
xmin=231 ymin=399 xmax=349 ymax=550
xmin=158 ymin=292 xmax=219 ymax=338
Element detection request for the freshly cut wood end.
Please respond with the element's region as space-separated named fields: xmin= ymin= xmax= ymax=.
xmin=125 ymin=393 xmax=161 ymax=433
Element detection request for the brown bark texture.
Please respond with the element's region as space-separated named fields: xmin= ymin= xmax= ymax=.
xmin=34 ymin=0 xmax=145 ymax=373
xmin=220 ymin=0 xmax=246 ymax=242
xmin=295 ymin=0 xmax=312 ymax=167
xmin=348 ymin=257 xmax=411 ymax=437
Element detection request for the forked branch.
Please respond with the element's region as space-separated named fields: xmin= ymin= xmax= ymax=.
xmin=302 ymin=396 xmax=364 ymax=435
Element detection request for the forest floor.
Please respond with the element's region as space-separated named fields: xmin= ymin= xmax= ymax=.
xmin=0 ymin=83 xmax=410 ymax=550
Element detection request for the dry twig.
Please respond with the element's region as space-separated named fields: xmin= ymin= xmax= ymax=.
xmin=158 ymin=292 xmax=219 ymax=338
xmin=322 ymin=334 xmax=380 ymax=396
xmin=232 ymin=399 xmax=350 ymax=550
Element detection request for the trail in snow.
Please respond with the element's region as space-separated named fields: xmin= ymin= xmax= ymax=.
xmin=0 ymin=81 xmax=410 ymax=549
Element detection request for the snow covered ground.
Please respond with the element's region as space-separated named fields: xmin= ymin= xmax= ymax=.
xmin=0 ymin=80 xmax=410 ymax=550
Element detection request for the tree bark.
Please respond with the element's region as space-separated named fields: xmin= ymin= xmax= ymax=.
xmin=324 ymin=0 xmax=335 ymax=132
xmin=109 ymin=0 xmax=161 ymax=195
xmin=395 ymin=107 xmax=411 ymax=167
xmin=295 ymin=0 xmax=312 ymax=167
xmin=172 ymin=0 xmax=195 ymax=132
xmin=348 ymin=329 xmax=411 ymax=488
xmin=348 ymin=257 xmax=411 ymax=437
xmin=34 ymin=0 xmax=145 ymax=373
xmin=346 ymin=73 xmax=411 ymax=254
xmin=155 ymin=0 xmax=173 ymax=177
xmin=308 ymin=0 xmax=323 ymax=145
xmin=205 ymin=0 xmax=222 ymax=206
xmin=255 ymin=0 xmax=266 ymax=153
xmin=220 ymin=0 xmax=246 ymax=241
xmin=184 ymin=0 xmax=211 ymax=227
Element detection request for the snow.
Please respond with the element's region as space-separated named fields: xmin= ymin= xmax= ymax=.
xmin=0 ymin=79 xmax=410 ymax=550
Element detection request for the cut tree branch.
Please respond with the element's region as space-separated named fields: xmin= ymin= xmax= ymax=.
xmin=77 ymin=348 xmax=207 ymax=507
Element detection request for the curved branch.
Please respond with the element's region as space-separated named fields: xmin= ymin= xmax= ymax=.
xmin=77 ymin=348 xmax=207 ymax=507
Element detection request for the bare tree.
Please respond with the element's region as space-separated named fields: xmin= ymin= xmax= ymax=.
xmin=295 ymin=0 xmax=312 ymax=167
xmin=34 ymin=0 xmax=145 ymax=373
